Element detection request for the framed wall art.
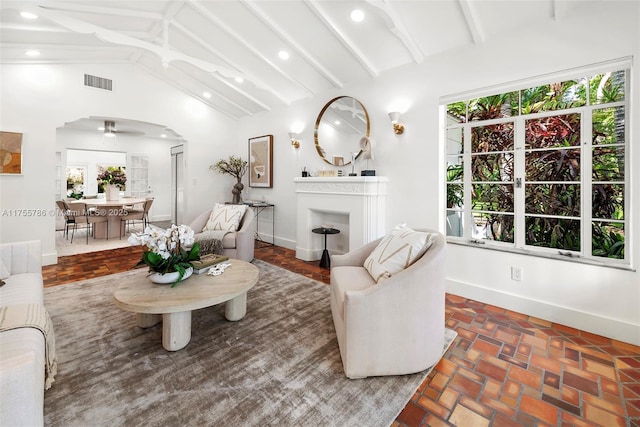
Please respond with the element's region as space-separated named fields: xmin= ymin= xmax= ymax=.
xmin=248 ymin=134 xmax=273 ymax=188
xmin=0 ymin=131 xmax=23 ymax=174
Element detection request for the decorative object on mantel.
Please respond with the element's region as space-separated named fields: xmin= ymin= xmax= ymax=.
xmin=96 ymin=167 xmax=126 ymax=201
xmin=249 ymin=135 xmax=273 ymax=188
xmin=128 ymin=224 xmax=201 ymax=287
xmin=210 ymin=155 xmax=248 ymax=204
xmin=359 ymin=136 xmax=376 ymax=176
xmin=301 ymin=166 xmax=308 ymax=177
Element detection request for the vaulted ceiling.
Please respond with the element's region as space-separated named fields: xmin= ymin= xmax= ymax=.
xmin=1 ymin=0 xmax=602 ymax=120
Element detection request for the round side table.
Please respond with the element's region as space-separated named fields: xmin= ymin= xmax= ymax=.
xmin=311 ymin=227 xmax=340 ymax=269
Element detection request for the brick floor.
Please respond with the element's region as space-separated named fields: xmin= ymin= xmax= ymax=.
xmin=43 ymin=242 xmax=640 ymax=426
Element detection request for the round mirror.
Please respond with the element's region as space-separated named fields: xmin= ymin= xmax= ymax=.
xmin=314 ymin=96 xmax=370 ymax=166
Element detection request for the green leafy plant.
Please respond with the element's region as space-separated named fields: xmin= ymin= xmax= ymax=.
xmin=128 ymin=224 xmax=201 ymax=287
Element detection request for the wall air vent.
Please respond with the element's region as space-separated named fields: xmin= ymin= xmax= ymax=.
xmin=83 ymin=74 xmax=113 ymax=91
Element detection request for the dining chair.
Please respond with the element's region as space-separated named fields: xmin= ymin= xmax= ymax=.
xmin=56 ymin=200 xmax=75 ymax=239
xmin=71 ymin=202 xmax=109 ymax=244
xmin=120 ymin=198 xmax=153 ymax=238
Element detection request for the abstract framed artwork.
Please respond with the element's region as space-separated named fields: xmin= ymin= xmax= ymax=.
xmin=249 ymin=134 xmax=273 ymax=188
xmin=0 ymin=131 xmax=23 ymax=174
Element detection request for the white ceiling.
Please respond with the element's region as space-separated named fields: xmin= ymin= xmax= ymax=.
xmin=1 ymin=0 xmax=602 ymax=120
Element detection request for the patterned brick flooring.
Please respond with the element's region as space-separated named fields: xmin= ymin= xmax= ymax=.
xmin=43 ymin=243 xmax=639 ymax=426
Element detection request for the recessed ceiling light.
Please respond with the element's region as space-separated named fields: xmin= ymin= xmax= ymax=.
xmin=20 ymin=11 xmax=38 ymax=20
xmin=350 ymin=9 xmax=365 ymax=22
xmin=203 ymin=92 xmax=211 ymax=99
xmin=278 ymin=50 xmax=290 ymax=60
xmin=160 ymin=134 xmax=167 ymax=138
xmin=334 ymin=120 xmax=341 ymax=125
xmin=235 ymin=76 xmax=244 ymax=83
xmin=25 ymin=50 xmax=40 ymax=57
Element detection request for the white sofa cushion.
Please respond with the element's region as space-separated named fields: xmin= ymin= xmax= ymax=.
xmin=0 ymin=273 xmax=44 ymax=305
xmin=364 ymin=226 xmax=434 ymax=282
xmin=0 ymin=261 xmax=9 ymax=280
xmin=203 ymin=203 xmax=247 ymax=232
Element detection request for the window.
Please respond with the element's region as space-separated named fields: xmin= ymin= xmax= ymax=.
xmin=443 ymin=60 xmax=630 ymax=267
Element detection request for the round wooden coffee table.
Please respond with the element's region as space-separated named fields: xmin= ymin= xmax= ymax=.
xmin=113 ymin=259 xmax=259 ymax=351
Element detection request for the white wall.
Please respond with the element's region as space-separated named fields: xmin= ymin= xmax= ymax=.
xmin=0 ymin=63 xmax=237 ymax=264
xmin=237 ymin=2 xmax=640 ymax=344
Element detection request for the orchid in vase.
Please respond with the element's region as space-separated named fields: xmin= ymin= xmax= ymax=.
xmin=128 ymin=224 xmax=201 ymax=287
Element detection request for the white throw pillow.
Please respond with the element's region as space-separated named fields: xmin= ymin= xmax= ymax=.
xmin=203 ymin=203 xmax=247 ymax=232
xmin=0 ymin=260 xmax=10 ymax=280
xmin=364 ymin=225 xmax=434 ymax=283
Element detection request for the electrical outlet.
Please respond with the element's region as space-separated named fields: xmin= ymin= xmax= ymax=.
xmin=511 ymin=266 xmax=522 ymax=281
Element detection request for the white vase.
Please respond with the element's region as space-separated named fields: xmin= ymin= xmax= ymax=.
xmin=149 ymin=267 xmax=193 ymax=285
xmin=106 ymin=184 xmax=120 ymax=201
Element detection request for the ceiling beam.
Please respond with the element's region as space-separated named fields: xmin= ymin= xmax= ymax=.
xmin=135 ymin=61 xmax=243 ymax=120
xmin=36 ymin=1 xmax=163 ymax=20
xmin=187 ymin=0 xmax=314 ymax=101
xmin=366 ymin=0 xmax=424 ymax=64
xmin=169 ymin=63 xmax=259 ymax=116
xmin=241 ymin=0 xmax=343 ymax=88
xmin=458 ymin=0 xmax=484 ymax=45
xmin=170 ymin=20 xmax=281 ymax=108
xmin=304 ymin=0 xmax=378 ymax=78
xmin=1 ymin=42 xmax=137 ymax=52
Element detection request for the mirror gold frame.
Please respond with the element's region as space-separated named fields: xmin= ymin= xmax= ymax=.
xmin=314 ymin=96 xmax=370 ymax=166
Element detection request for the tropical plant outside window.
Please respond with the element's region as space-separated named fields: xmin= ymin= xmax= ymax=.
xmin=444 ymin=61 xmax=629 ymax=266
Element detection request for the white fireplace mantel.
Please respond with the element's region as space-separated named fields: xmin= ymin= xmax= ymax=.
xmin=294 ymin=176 xmax=388 ymax=261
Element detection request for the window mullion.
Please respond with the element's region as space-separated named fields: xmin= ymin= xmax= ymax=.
xmin=463 ymin=125 xmax=473 ymax=240
xmin=514 ymin=118 xmax=526 ymax=248
xmin=582 ymin=111 xmax=592 ymax=259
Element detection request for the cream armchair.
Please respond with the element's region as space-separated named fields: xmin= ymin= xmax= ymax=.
xmin=189 ymin=207 xmax=255 ymax=262
xmin=330 ymin=229 xmax=446 ymax=379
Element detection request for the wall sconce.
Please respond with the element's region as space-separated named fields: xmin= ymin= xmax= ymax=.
xmin=388 ymin=112 xmax=405 ymax=135
xmin=288 ymin=132 xmax=300 ymax=149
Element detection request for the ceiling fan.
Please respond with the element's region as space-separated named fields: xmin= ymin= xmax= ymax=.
xmin=101 ymin=120 xmax=144 ymax=138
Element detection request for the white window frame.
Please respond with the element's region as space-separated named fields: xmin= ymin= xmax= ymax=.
xmin=441 ymin=58 xmax=632 ymax=270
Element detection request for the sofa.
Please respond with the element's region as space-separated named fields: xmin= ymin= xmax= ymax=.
xmin=0 ymin=240 xmax=52 ymax=426
xmin=189 ymin=205 xmax=255 ymax=262
xmin=330 ymin=228 xmax=445 ymax=379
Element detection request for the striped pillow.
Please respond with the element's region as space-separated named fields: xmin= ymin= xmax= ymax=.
xmin=203 ymin=203 xmax=247 ymax=232
xmin=364 ymin=226 xmax=434 ymax=283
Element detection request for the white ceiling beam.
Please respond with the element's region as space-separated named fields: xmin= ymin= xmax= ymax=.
xmin=304 ymin=0 xmax=378 ymax=78
xmin=241 ymin=0 xmax=343 ymax=88
xmin=170 ymin=21 xmax=273 ymax=111
xmin=135 ymin=61 xmax=243 ymax=121
xmin=458 ymin=0 xmax=484 ymax=45
xmin=169 ymin=64 xmax=258 ymax=116
xmin=0 ymin=58 xmax=130 ymax=65
xmin=0 ymin=23 xmax=70 ymax=33
xmin=36 ymin=1 xmax=163 ymax=20
xmin=1 ymin=42 xmax=136 ymax=52
xmin=187 ymin=0 xmax=313 ymax=101
xmin=366 ymin=0 xmax=424 ymax=64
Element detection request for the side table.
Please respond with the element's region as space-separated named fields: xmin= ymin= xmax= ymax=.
xmin=312 ymin=227 xmax=340 ymax=269
xmin=243 ymin=201 xmax=275 ymax=248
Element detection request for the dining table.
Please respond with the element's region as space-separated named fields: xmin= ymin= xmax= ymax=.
xmin=68 ymin=197 xmax=147 ymax=239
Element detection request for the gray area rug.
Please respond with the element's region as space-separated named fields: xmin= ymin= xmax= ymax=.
xmin=44 ymin=260 xmax=456 ymax=426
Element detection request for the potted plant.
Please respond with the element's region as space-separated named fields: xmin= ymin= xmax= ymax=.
xmin=97 ymin=167 xmax=127 ymax=200
xmin=210 ymin=155 xmax=248 ymax=204
xmin=128 ymin=224 xmax=201 ymax=287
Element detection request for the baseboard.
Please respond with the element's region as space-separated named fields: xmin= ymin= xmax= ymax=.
xmin=447 ymin=278 xmax=640 ymax=346
xmin=43 ymin=251 xmax=58 ymax=266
